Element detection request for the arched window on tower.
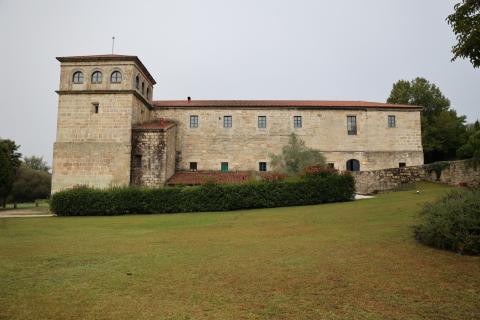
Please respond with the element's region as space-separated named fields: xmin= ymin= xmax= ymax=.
xmin=346 ymin=159 xmax=360 ymax=172
xmin=141 ymin=82 xmax=145 ymax=95
xmin=135 ymin=75 xmax=140 ymax=89
xmin=91 ymin=71 xmax=102 ymax=84
xmin=146 ymin=87 xmax=150 ymax=100
xmin=110 ymin=71 xmax=122 ymax=83
xmin=72 ymin=71 xmax=83 ymax=84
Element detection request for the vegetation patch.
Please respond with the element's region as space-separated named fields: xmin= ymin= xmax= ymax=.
xmin=51 ymin=172 xmax=355 ymax=216
xmin=415 ymin=188 xmax=480 ymax=255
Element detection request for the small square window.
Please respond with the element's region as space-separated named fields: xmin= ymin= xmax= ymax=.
xmin=259 ymin=162 xmax=267 ymax=172
xmin=221 ymin=162 xmax=229 ymax=172
xmin=294 ymin=116 xmax=302 ymax=128
xmin=258 ymin=116 xmax=266 ymax=128
xmin=190 ymin=115 xmax=198 ymax=128
xmin=328 ymin=163 xmax=335 ymax=169
xmin=388 ymin=115 xmax=396 ymax=128
xmin=190 ymin=162 xmax=197 ymax=172
xmin=224 ymin=116 xmax=232 ymax=128
xmin=399 ymin=162 xmax=406 ymax=168
xmin=347 ymin=116 xmax=357 ymax=135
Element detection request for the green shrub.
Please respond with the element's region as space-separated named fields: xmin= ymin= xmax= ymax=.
xmin=51 ymin=172 xmax=355 ymax=216
xmin=415 ymin=188 xmax=480 ymax=255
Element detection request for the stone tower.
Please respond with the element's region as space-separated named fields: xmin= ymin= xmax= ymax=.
xmin=51 ymin=54 xmax=156 ymax=193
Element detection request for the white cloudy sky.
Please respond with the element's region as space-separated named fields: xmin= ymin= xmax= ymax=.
xmin=0 ymin=0 xmax=478 ymax=165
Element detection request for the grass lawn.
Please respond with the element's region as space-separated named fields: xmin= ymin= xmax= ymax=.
xmin=0 ymin=183 xmax=479 ymax=320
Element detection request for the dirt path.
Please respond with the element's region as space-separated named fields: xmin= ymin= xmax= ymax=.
xmin=0 ymin=209 xmax=54 ymax=218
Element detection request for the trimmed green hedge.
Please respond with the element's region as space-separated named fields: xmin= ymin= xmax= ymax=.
xmin=51 ymin=173 xmax=355 ymax=216
xmin=415 ymin=188 xmax=480 ymax=255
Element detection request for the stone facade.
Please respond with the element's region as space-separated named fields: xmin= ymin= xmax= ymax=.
xmin=354 ymin=160 xmax=480 ymax=194
xmin=51 ymin=54 xmax=425 ymax=193
xmin=131 ymin=123 xmax=176 ymax=187
xmin=51 ymin=55 xmax=155 ymax=193
xmin=152 ymin=107 xmax=423 ymax=172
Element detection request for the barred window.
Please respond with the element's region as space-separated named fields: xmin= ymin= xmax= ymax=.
xmin=294 ymin=116 xmax=302 ymax=128
xmin=72 ymin=71 xmax=83 ymax=84
xmin=110 ymin=71 xmax=122 ymax=83
xmin=258 ymin=116 xmax=266 ymax=128
xmin=259 ymin=162 xmax=267 ymax=172
xmin=224 ymin=116 xmax=232 ymax=128
xmin=91 ymin=71 xmax=102 ymax=84
xmin=347 ymin=116 xmax=357 ymax=135
xmin=190 ymin=115 xmax=199 ymax=128
xmin=388 ymin=115 xmax=396 ymax=128
xmin=190 ymin=162 xmax=197 ymax=172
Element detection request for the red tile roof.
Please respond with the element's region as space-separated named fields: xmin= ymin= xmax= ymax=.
xmin=152 ymin=100 xmax=421 ymax=109
xmin=167 ymin=171 xmax=253 ymax=186
xmin=56 ymin=54 xmax=156 ymax=85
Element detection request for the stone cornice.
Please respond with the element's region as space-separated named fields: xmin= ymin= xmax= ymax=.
xmin=56 ymin=90 xmax=152 ymax=109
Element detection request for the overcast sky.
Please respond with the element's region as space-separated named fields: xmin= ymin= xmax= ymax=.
xmin=0 ymin=0 xmax=478 ymax=165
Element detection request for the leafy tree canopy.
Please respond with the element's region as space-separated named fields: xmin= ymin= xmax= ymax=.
xmin=387 ymin=78 xmax=467 ymax=163
xmin=0 ymin=138 xmax=22 ymax=207
xmin=457 ymin=126 xmax=480 ymax=160
xmin=387 ymin=77 xmax=451 ymax=119
xmin=447 ymin=0 xmax=480 ymax=68
xmin=24 ymin=155 xmax=50 ymax=172
xmin=270 ymin=133 xmax=326 ymax=175
xmin=10 ymin=166 xmax=51 ymax=203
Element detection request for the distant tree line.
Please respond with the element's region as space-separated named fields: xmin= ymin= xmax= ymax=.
xmin=0 ymin=138 xmax=51 ymax=207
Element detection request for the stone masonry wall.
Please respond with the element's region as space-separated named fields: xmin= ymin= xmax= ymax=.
xmin=131 ymin=129 xmax=166 ymax=187
xmin=152 ymin=107 xmax=423 ymax=172
xmin=131 ymin=125 xmax=176 ymax=187
xmin=354 ymin=159 xmax=480 ymax=194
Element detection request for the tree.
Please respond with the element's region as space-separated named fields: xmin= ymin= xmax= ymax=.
xmin=10 ymin=166 xmax=51 ymax=204
xmin=24 ymin=155 xmax=50 ymax=172
xmin=387 ymin=78 xmax=467 ymax=163
xmin=447 ymin=1 xmax=480 ymax=68
xmin=270 ymin=133 xmax=326 ymax=175
xmin=387 ymin=77 xmax=450 ymax=119
xmin=457 ymin=124 xmax=480 ymax=160
xmin=0 ymin=139 xmax=22 ymax=207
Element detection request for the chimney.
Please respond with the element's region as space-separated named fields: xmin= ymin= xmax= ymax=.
xmin=187 ymin=96 xmax=191 ymax=102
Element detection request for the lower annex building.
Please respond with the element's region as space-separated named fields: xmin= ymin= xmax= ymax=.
xmin=51 ymin=54 xmax=423 ymax=193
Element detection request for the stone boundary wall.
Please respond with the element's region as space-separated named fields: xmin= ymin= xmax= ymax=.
xmin=354 ymin=159 xmax=480 ymax=194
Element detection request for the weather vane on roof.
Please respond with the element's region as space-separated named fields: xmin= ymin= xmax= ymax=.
xmin=111 ymin=36 xmax=115 ymax=54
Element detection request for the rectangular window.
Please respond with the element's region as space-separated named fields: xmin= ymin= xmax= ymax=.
xmin=92 ymin=102 xmax=99 ymax=114
xmin=224 ymin=116 xmax=232 ymax=128
xmin=258 ymin=116 xmax=266 ymax=128
xmin=221 ymin=162 xmax=229 ymax=172
xmin=294 ymin=116 xmax=302 ymax=128
xmin=190 ymin=162 xmax=197 ymax=172
xmin=388 ymin=115 xmax=396 ymax=128
xmin=133 ymin=154 xmax=142 ymax=168
xmin=347 ymin=116 xmax=357 ymax=135
xmin=259 ymin=162 xmax=267 ymax=172
xmin=399 ymin=162 xmax=406 ymax=168
xmin=328 ymin=163 xmax=335 ymax=169
xmin=190 ymin=115 xmax=198 ymax=128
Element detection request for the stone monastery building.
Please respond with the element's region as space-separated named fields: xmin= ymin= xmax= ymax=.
xmin=51 ymin=54 xmax=423 ymax=193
